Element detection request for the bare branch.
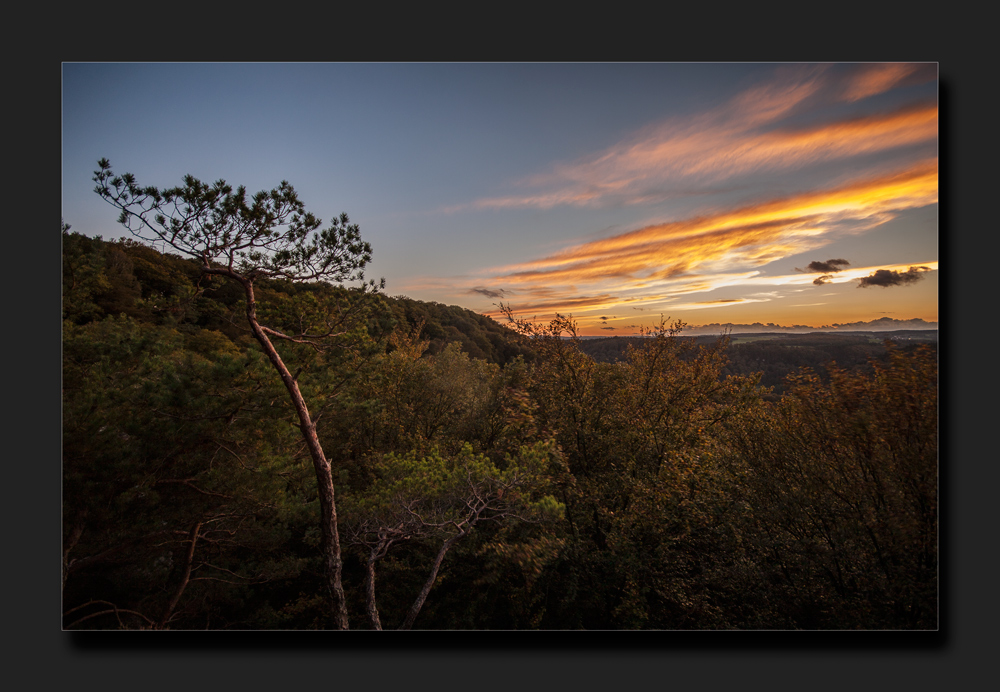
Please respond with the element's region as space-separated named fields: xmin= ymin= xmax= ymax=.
xmin=155 ymin=479 xmax=233 ymax=500
xmin=64 ymin=600 xmax=157 ymax=630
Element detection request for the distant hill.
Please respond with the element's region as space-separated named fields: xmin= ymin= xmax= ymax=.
xmin=62 ymin=231 xmax=532 ymax=366
xmin=679 ymin=317 xmax=937 ymax=334
xmin=575 ymin=330 xmax=936 ymax=396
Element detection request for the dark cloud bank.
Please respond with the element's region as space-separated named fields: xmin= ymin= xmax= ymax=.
xmin=795 ymin=260 xmax=933 ymax=288
xmin=857 ymin=266 xmax=931 ymax=288
xmin=796 ymin=258 xmax=851 ymax=286
xmin=798 ymin=258 xmax=851 ymax=274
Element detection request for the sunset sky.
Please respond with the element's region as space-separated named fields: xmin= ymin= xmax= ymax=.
xmin=62 ymin=63 xmax=938 ymax=335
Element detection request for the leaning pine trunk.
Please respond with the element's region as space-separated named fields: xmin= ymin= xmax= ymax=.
xmin=235 ymin=274 xmax=350 ymax=630
xmin=92 ymin=159 xmax=378 ymax=632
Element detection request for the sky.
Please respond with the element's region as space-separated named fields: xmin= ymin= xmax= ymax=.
xmin=62 ymin=62 xmax=938 ymax=335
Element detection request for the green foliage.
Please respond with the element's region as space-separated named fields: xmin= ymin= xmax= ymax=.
xmin=64 ymin=213 xmax=937 ymax=629
xmin=324 ymin=328 xmax=516 ymax=471
xmin=62 ymin=315 xmax=312 ymax=629
xmin=385 ymin=296 xmax=533 ymax=365
xmin=62 ymin=229 xmax=141 ymax=324
xmin=338 ymin=441 xmax=564 ymax=628
xmin=348 ymin=441 xmax=562 ymax=525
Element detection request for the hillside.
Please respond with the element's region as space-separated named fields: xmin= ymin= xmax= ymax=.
xmin=63 ymin=230 xmax=532 ymax=366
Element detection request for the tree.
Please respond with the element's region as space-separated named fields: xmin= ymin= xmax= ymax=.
xmin=93 ymin=160 xmax=382 ymax=628
xmin=341 ymin=442 xmax=563 ymax=629
xmin=497 ymin=306 xmax=761 ymax=628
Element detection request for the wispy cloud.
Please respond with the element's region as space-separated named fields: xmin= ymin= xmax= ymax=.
xmin=428 ymin=64 xmax=938 ymax=330
xmin=839 ymin=63 xmax=934 ymax=102
xmin=460 ymin=66 xmax=936 ymax=212
xmin=472 ymin=161 xmax=936 ymax=322
xmin=480 ymin=260 xmax=938 ymax=321
xmin=489 ymin=161 xmax=935 ymax=282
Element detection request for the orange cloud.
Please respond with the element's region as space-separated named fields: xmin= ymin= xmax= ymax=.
xmin=473 ymin=162 xmax=937 ymax=322
xmin=840 ymin=63 xmax=933 ymax=102
xmin=466 ymin=69 xmax=936 ymax=212
xmin=673 ymin=102 xmax=937 ymax=181
xmin=494 ymin=161 xmax=936 ymax=278
xmin=720 ymin=64 xmax=829 ymax=127
xmin=482 ymin=259 xmax=938 ymax=327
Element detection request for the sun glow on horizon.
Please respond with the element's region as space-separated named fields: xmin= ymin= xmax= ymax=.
xmin=462 ymin=159 xmax=936 ymax=332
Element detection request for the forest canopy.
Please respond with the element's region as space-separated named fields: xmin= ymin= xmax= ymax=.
xmin=62 ymin=209 xmax=937 ymax=629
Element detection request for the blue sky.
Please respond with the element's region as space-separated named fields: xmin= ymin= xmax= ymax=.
xmin=63 ymin=63 xmax=937 ymax=334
